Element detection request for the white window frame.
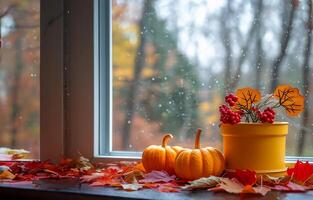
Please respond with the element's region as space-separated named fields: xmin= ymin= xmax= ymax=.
xmin=41 ymin=0 xmax=65 ymax=161
xmin=94 ymin=0 xmax=141 ymax=159
xmin=40 ymin=0 xmax=312 ymax=163
xmin=41 ymin=0 xmax=98 ymax=161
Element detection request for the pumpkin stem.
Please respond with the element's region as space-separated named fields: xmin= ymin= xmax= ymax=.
xmin=195 ymin=129 xmax=202 ymax=149
xmin=162 ymin=134 xmax=173 ymax=147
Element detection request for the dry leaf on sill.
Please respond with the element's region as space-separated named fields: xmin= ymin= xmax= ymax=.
xmin=121 ymin=183 xmax=143 ymax=191
xmin=139 ymin=170 xmax=176 ymax=183
xmin=256 ymin=174 xmax=290 ymax=186
xmin=80 ymin=172 xmax=105 ymax=183
xmin=209 ymin=178 xmax=270 ymax=196
xmin=182 ymin=176 xmax=221 ymax=190
xmin=270 ymin=182 xmax=307 ymax=192
xmin=76 ymin=156 xmax=94 ymax=170
xmin=123 ymin=169 xmax=144 ymax=183
xmin=0 ymin=170 xmax=16 ymax=180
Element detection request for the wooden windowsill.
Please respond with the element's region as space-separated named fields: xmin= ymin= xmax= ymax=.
xmin=0 ymin=178 xmax=313 ymax=200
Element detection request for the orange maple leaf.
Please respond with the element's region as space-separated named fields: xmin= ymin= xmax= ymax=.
xmin=274 ymin=85 xmax=304 ymax=116
xmin=235 ymin=87 xmax=261 ymax=109
xmin=90 ymin=176 xmax=118 ymax=186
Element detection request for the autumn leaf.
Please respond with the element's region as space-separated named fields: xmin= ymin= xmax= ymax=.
xmin=133 ymin=162 xmax=146 ymax=172
xmin=76 ymin=156 xmax=94 ymax=170
xmin=121 ymin=183 xmax=143 ymax=191
xmin=247 ymin=186 xmax=271 ymax=196
xmin=0 ymin=166 xmax=10 ymax=173
xmin=287 ymin=160 xmax=313 ymax=184
xmin=257 ymin=175 xmax=290 ymax=186
xmin=123 ymin=169 xmax=144 ymax=183
xmin=209 ymin=178 xmax=270 ymax=196
xmin=273 ymin=85 xmax=304 ymax=116
xmin=142 ymin=183 xmax=159 ymax=189
xmin=235 ymin=87 xmax=261 ymax=109
xmin=0 ymin=148 xmax=30 ymax=160
xmin=157 ymin=184 xmax=180 ymax=193
xmin=0 ymin=170 xmax=15 ymax=180
xmin=270 ymin=182 xmax=307 ymax=192
xmin=90 ymin=176 xmax=119 ymax=186
xmin=139 ymin=171 xmax=176 ymax=183
xmin=182 ymin=176 xmax=221 ymax=190
xmin=80 ymin=172 xmax=104 ymax=183
xmin=235 ymin=170 xmax=257 ymax=186
xmin=11 ymin=153 xmax=29 ymax=160
xmin=22 ymin=161 xmax=50 ymax=174
xmin=217 ymin=178 xmax=242 ymax=193
xmin=105 ymin=166 xmax=120 ymax=174
xmin=143 ymin=181 xmax=181 ymax=192
xmin=304 ymin=177 xmax=313 ymax=187
xmin=42 ymin=169 xmax=61 ymax=176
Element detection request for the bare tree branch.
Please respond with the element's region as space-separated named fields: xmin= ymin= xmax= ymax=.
xmin=270 ymin=1 xmax=298 ymax=91
xmin=121 ymin=0 xmax=152 ymax=150
xmin=228 ymin=0 xmax=264 ymax=91
xmin=0 ymin=4 xmax=16 ymax=19
xmin=221 ymin=0 xmax=233 ymax=94
xmin=297 ymin=0 xmax=312 ymax=155
xmin=255 ymin=0 xmax=264 ymax=90
xmin=0 ymin=4 xmax=16 ymax=48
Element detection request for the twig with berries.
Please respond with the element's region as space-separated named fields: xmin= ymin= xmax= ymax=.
xmin=219 ymin=85 xmax=304 ymax=125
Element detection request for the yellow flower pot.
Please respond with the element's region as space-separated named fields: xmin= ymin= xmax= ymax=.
xmin=220 ymin=122 xmax=288 ymax=174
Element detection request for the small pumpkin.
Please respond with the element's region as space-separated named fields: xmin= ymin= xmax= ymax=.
xmin=174 ymin=129 xmax=225 ymax=180
xmin=142 ymin=134 xmax=183 ymax=174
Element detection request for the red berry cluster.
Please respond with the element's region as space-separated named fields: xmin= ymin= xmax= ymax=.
xmin=258 ymin=107 xmax=275 ymax=123
xmin=225 ymin=93 xmax=238 ymax=107
xmin=219 ymin=105 xmax=241 ymax=124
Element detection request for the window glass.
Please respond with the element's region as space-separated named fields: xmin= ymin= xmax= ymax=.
xmin=0 ymin=0 xmax=40 ymax=158
xmin=112 ymin=0 xmax=313 ymax=156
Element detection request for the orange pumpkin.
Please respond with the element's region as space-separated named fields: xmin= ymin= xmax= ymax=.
xmin=174 ymin=129 xmax=225 ymax=180
xmin=142 ymin=134 xmax=183 ymax=174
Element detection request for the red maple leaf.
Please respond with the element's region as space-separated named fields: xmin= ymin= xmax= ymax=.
xmin=22 ymin=161 xmax=54 ymax=174
xmin=90 ymin=176 xmax=120 ymax=187
xmin=287 ymin=160 xmax=313 ymax=184
xmin=235 ymin=170 xmax=257 ymax=186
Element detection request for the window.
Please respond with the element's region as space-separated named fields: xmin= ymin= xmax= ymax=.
xmin=96 ymin=0 xmax=313 ymax=159
xmin=0 ymin=1 xmax=40 ymax=158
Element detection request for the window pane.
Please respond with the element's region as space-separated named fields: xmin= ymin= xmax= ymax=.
xmin=112 ymin=0 xmax=313 ymax=156
xmin=0 ymin=0 xmax=40 ymax=158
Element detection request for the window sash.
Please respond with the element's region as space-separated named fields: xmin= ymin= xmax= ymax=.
xmin=40 ymin=0 xmax=64 ymax=161
xmin=95 ymin=0 xmax=141 ymax=159
xmin=41 ymin=0 xmax=95 ymax=161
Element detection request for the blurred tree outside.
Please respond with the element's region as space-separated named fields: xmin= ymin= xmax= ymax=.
xmin=112 ymin=0 xmax=313 ymax=156
xmin=0 ymin=0 xmax=40 ymax=158
xmin=113 ymin=0 xmax=201 ymax=150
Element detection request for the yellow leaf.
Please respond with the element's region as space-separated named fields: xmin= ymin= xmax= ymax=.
xmin=235 ymin=87 xmax=261 ymax=109
xmin=123 ymin=170 xmax=144 ymax=183
xmin=0 ymin=170 xmax=15 ymax=180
